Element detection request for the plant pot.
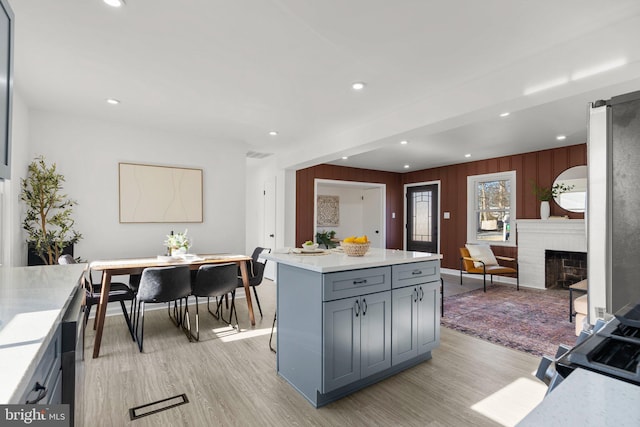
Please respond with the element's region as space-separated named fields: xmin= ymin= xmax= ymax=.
xmin=171 ymin=247 xmax=187 ymax=256
xmin=540 ymin=201 xmax=550 ymax=220
xmin=28 ymin=243 xmax=74 ymax=266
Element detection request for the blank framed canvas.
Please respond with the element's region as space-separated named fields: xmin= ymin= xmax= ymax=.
xmin=119 ymin=162 xmax=203 ymax=223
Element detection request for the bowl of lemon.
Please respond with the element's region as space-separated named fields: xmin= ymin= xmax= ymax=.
xmin=340 ymin=235 xmax=370 ymax=256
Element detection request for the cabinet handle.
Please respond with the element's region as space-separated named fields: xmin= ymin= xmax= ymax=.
xmin=355 ymin=300 xmax=360 ymax=317
xmin=412 ymin=270 xmax=423 ymax=275
xmin=362 ymin=298 xmax=367 ymax=316
xmin=413 ymin=288 xmax=418 ymax=303
xmin=419 ymin=286 xmax=424 ymax=301
xmin=26 ymin=382 xmax=47 ymax=404
xmin=353 ymin=279 xmax=367 ymax=285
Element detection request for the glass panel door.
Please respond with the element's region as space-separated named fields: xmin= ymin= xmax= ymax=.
xmin=406 ymin=184 xmax=438 ymax=253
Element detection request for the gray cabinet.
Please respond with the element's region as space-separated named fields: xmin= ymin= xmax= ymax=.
xmin=392 ymin=274 xmax=440 ymax=365
xmin=274 ymin=256 xmax=440 ymax=407
xmin=322 ymin=291 xmax=391 ymax=393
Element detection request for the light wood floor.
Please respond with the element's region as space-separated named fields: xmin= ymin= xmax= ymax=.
xmin=83 ymin=279 xmax=546 ymax=427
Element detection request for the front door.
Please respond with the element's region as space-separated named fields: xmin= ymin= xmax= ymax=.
xmin=406 ymin=184 xmax=438 ymax=253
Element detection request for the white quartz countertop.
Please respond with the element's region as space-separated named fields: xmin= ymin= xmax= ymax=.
xmin=262 ymin=247 xmax=441 ymax=273
xmin=0 ymin=264 xmax=86 ymax=404
xmin=517 ymin=368 xmax=640 ymax=426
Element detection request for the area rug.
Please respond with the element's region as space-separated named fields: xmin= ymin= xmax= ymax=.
xmin=441 ymin=283 xmax=578 ymax=357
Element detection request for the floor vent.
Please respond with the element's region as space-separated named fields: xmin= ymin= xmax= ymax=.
xmin=129 ymin=394 xmax=189 ymax=420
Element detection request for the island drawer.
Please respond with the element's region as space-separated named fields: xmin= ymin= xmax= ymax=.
xmin=392 ymin=261 xmax=439 ymax=289
xmin=18 ymin=325 xmax=62 ymax=404
xmin=323 ymin=266 xmax=391 ymax=301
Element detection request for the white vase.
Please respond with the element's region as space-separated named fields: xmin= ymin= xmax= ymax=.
xmin=540 ymin=201 xmax=550 ymax=220
xmin=171 ymin=247 xmax=187 ymax=256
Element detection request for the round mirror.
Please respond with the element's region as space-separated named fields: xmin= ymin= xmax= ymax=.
xmin=553 ymin=165 xmax=587 ymax=213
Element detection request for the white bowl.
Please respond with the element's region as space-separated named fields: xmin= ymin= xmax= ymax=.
xmin=302 ymin=242 xmax=319 ymax=250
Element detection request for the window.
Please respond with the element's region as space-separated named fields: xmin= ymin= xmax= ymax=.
xmin=467 ymin=171 xmax=516 ymax=246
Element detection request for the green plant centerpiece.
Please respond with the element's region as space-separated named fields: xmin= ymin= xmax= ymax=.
xmin=20 ymin=155 xmax=82 ymax=265
xmin=315 ymin=230 xmax=337 ymax=249
xmin=530 ymin=180 xmax=574 ymax=201
xmin=164 ymin=229 xmax=191 ymax=255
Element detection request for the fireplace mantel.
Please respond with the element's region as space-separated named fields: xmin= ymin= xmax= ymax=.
xmin=516 ymin=219 xmax=586 ymax=289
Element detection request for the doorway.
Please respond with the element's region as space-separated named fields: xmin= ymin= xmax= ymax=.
xmin=405 ymin=182 xmax=440 ymax=253
xmin=314 ymin=179 xmax=386 ymax=248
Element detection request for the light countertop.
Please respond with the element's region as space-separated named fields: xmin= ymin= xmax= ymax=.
xmin=262 ymin=247 xmax=441 ymax=273
xmin=517 ymin=368 xmax=640 ymax=426
xmin=0 ymin=264 xmax=86 ymax=404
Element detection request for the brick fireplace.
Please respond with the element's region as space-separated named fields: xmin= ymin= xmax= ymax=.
xmin=545 ymin=249 xmax=587 ymax=289
xmin=516 ymin=219 xmax=587 ymax=289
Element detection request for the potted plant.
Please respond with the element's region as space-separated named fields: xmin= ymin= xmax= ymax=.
xmin=315 ymin=230 xmax=337 ymax=249
xmin=164 ymin=229 xmax=191 ymax=255
xmin=20 ymin=155 xmax=82 ymax=265
xmin=530 ymin=180 xmax=574 ymax=219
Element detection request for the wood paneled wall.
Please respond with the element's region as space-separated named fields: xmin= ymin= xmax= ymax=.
xmin=296 ymin=144 xmax=586 ymax=269
xmin=296 ymin=165 xmax=403 ymax=249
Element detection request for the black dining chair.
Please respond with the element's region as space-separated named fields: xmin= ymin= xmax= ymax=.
xmin=190 ymin=263 xmax=239 ymax=341
xmin=58 ymin=254 xmax=136 ymax=340
xmin=237 ymin=247 xmax=271 ymax=317
xmin=134 ymin=265 xmax=192 ymax=352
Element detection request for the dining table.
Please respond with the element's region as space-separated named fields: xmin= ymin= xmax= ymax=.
xmin=89 ymin=253 xmax=253 ymax=358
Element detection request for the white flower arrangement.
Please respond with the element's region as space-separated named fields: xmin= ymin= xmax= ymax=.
xmin=164 ymin=229 xmax=190 ymax=252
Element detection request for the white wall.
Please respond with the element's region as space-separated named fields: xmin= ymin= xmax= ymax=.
xmin=316 ymin=184 xmax=365 ymax=239
xmin=3 ymin=92 xmax=30 ymax=266
xmin=20 ymin=109 xmax=247 ymax=263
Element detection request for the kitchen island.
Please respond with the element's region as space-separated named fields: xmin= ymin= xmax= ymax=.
xmin=263 ymin=248 xmax=442 ymax=407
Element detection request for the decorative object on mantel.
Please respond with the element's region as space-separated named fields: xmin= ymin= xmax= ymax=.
xmin=316 ymin=195 xmax=339 ymax=226
xmin=530 ymin=180 xmax=574 ymax=220
xmin=164 ymin=229 xmax=191 ymax=256
xmin=20 ymin=155 xmax=83 ymax=265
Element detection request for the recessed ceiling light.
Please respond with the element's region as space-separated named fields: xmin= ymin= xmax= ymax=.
xmin=499 ymin=112 xmax=510 ymax=117
xmin=106 ymin=98 xmax=120 ymax=105
xmin=268 ymin=131 xmax=278 ymax=136
xmin=103 ymin=0 xmax=125 ymax=7
xmin=342 ymin=156 xmax=348 ymax=160
xmin=400 ymin=140 xmax=408 ymax=145
xmin=464 ymin=154 xmax=471 ymax=158
xmin=556 ymin=135 xmax=566 ymax=141
xmin=403 ymin=164 xmax=410 ymax=169
xmin=351 ymin=82 xmax=366 ymax=91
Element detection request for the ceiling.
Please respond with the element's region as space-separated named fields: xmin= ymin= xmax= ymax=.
xmin=10 ymin=0 xmax=640 ymax=172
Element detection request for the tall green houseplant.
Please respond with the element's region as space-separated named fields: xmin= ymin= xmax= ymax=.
xmin=20 ymin=156 xmax=82 ymax=265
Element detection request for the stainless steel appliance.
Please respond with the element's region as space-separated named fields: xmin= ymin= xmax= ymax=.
xmin=588 ymin=90 xmax=640 ymax=321
xmin=537 ymin=301 xmax=640 ymax=392
xmin=555 ymin=301 xmax=640 ymax=386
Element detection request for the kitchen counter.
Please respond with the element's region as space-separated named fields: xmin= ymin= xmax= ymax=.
xmin=262 ymin=247 xmax=442 ymax=272
xmin=517 ymin=368 xmax=640 ymax=426
xmin=0 ymin=264 xmax=86 ymax=404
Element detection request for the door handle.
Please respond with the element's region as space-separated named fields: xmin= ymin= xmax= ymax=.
xmin=362 ymin=298 xmax=367 ymax=316
xmin=355 ymin=300 xmax=360 ymax=317
xmin=269 ymin=234 xmax=274 ymax=238
xmin=419 ymin=286 xmax=424 ymax=301
xmin=413 ymin=288 xmax=418 ymax=303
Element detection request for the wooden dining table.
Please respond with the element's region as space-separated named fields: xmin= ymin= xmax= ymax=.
xmin=89 ymin=254 xmax=253 ymax=358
